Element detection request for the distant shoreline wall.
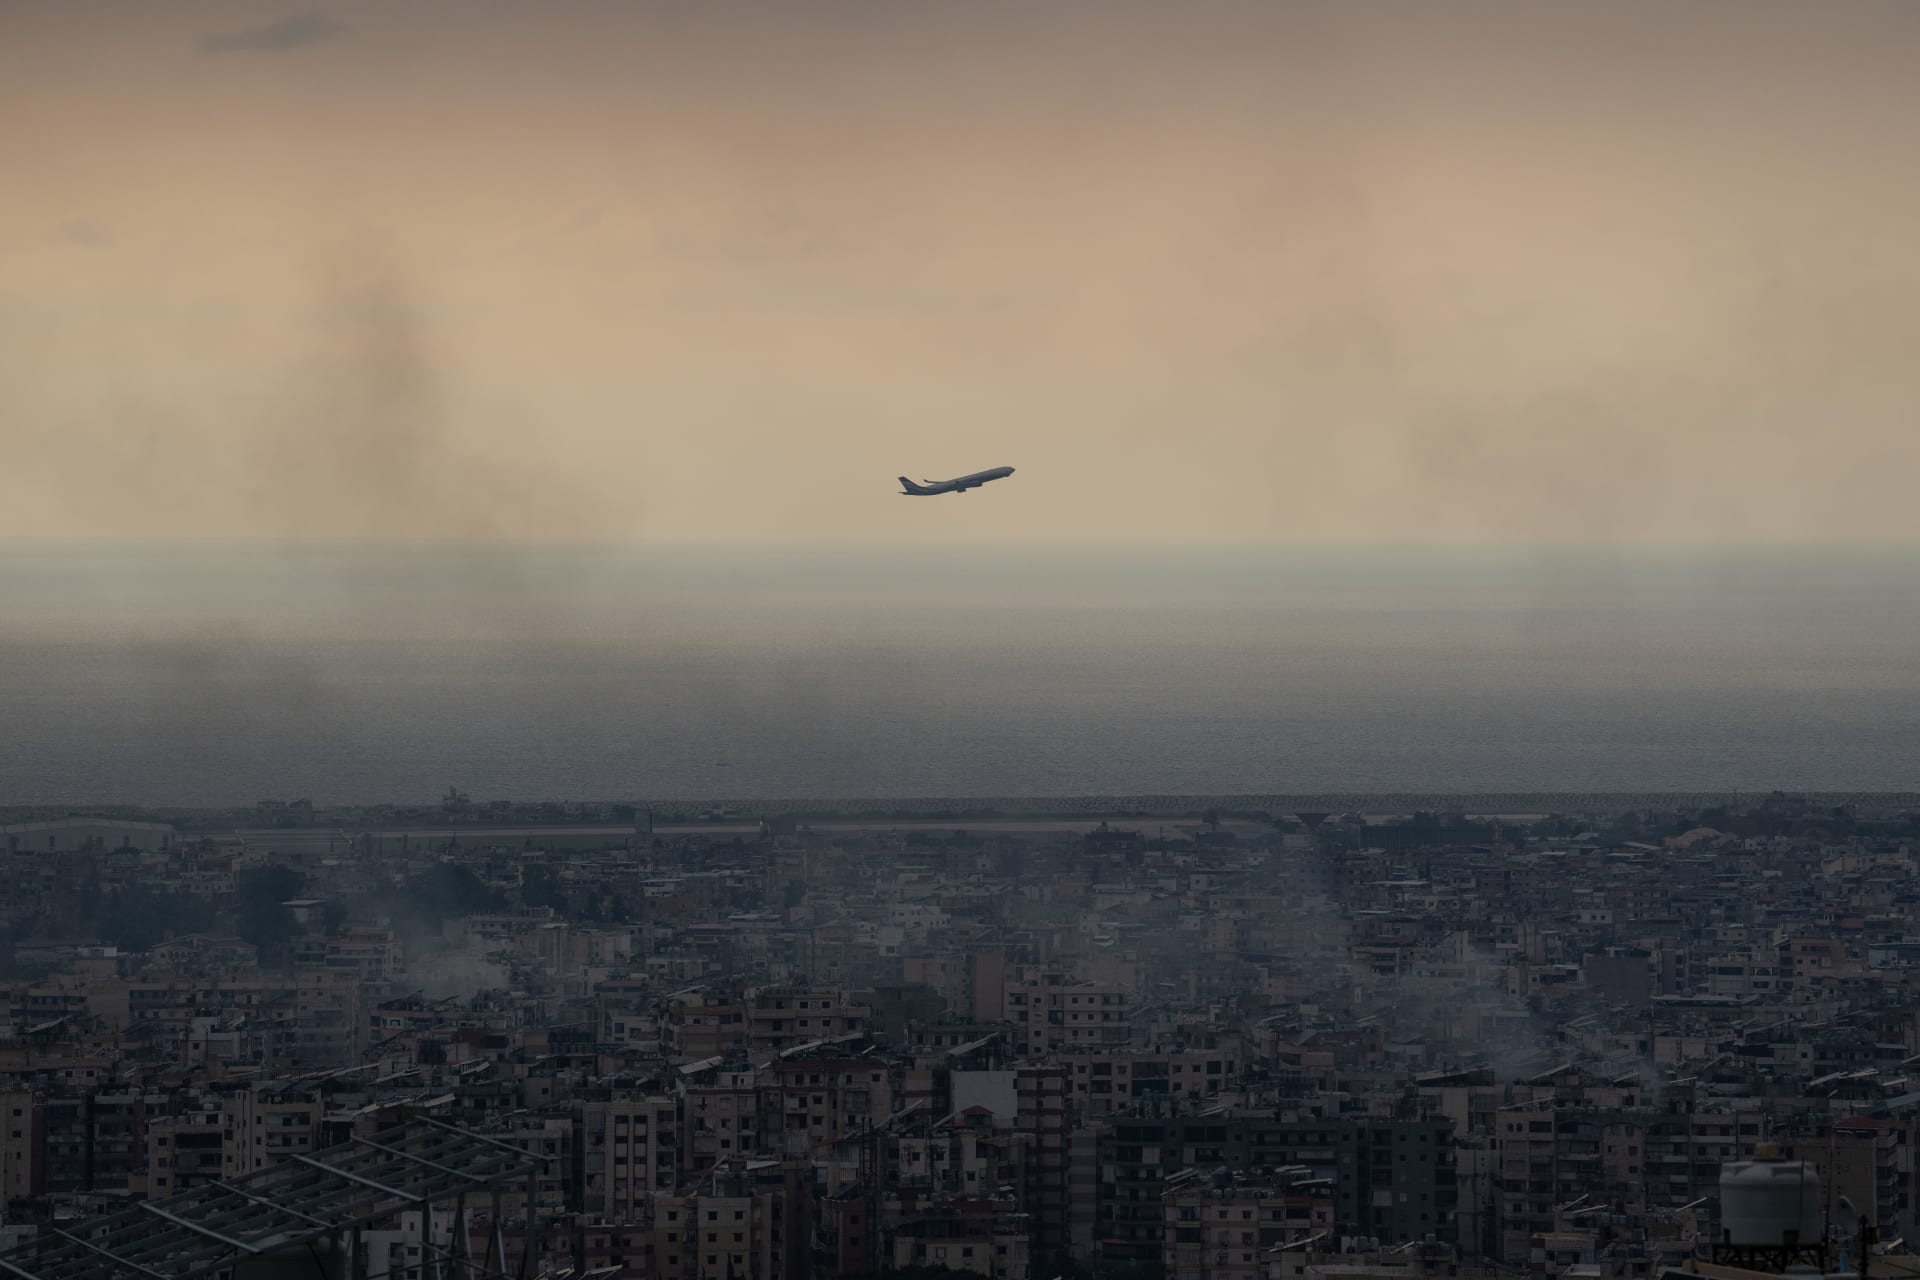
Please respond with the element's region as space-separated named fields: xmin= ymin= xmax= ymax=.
xmin=9 ymin=791 xmax=1917 ymax=825
xmin=654 ymin=791 xmax=1920 ymax=814
xmin=643 ymin=792 xmax=1918 ymax=820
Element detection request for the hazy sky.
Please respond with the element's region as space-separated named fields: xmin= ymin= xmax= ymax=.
xmin=6 ymin=1 xmax=1920 ymax=546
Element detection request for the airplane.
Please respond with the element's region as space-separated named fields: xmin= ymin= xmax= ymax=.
xmin=897 ymin=466 xmax=1015 ymax=496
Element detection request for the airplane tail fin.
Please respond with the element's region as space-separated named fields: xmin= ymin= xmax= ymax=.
xmin=898 ymin=476 xmax=932 ymax=495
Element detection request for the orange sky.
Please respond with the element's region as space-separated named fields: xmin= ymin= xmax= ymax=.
xmin=5 ymin=1 xmax=1920 ymax=544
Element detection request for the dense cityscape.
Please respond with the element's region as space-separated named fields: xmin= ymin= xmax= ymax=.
xmin=4 ymin=792 xmax=1920 ymax=1279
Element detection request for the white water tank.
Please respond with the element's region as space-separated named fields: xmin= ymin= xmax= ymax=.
xmin=1721 ymin=1147 xmax=1824 ymax=1248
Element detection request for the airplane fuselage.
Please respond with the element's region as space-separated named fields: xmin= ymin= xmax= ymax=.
xmin=898 ymin=466 xmax=1015 ymax=496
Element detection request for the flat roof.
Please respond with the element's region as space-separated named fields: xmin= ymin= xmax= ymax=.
xmin=0 ymin=1117 xmax=542 ymax=1280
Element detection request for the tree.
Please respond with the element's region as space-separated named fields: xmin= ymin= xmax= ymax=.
xmin=393 ymin=863 xmax=507 ymax=938
xmin=235 ymin=865 xmax=304 ymax=909
xmin=236 ymin=896 xmax=296 ymax=969
xmin=100 ymin=888 xmax=217 ymax=952
xmin=521 ymin=865 xmax=567 ymax=912
xmin=231 ymin=865 xmax=307 ymax=969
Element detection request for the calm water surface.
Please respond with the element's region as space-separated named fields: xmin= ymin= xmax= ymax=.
xmin=2 ymin=544 xmax=1915 ymax=805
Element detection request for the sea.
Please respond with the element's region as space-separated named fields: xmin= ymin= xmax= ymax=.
xmin=2 ymin=542 xmax=1916 ymax=808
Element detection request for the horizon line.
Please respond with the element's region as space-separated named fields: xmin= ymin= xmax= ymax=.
xmin=4 ymin=535 xmax=1920 ymax=555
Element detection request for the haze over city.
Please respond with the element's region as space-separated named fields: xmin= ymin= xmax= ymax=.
xmin=8 ymin=1 xmax=1920 ymax=805
xmin=6 ymin=1 xmax=1920 ymax=545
